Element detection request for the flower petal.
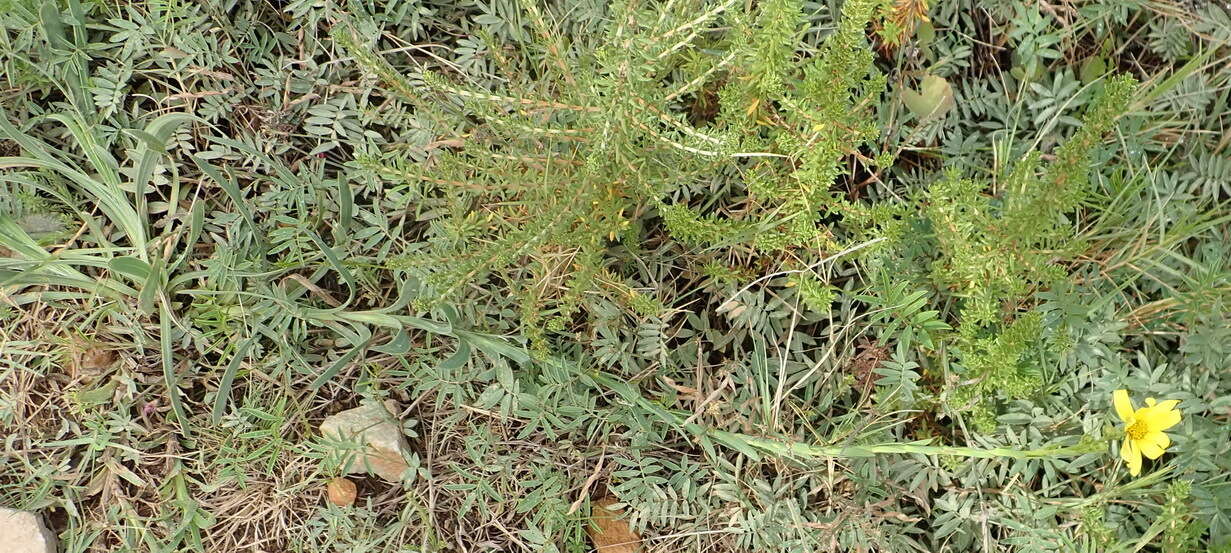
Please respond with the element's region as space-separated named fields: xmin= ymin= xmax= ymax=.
xmin=1145 ymin=397 xmax=1157 ymax=407
xmin=1113 ymin=389 xmax=1134 ymax=422
xmin=1132 ymin=438 xmax=1162 ymax=458
xmin=1148 ymin=406 xmax=1182 ymax=432
xmin=1153 ymin=399 xmax=1180 ymax=411
xmin=1139 ymin=432 xmax=1170 ymax=460
xmin=1121 ymin=438 xmax=1142 ymax=477
xmin=1139 ymin=438 xmax=1162 ymax=460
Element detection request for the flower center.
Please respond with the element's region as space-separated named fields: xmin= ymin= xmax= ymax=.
xmin=1126 ymin=420 xmax=1148 ymax=440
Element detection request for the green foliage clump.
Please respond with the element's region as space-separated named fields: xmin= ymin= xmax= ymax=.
xmin=334 ymin=2 xmax=727 ymax=324
xmin=789 ymin=273 xmax=837 ymax=314
xmin=950 ymin=311 xmax=1043 ymax=432
xmin=332 ymin=0 xmax=901 ymax=344
xmin=926 ymin=75 xmax=1137 ymax=326
xmin=663 ymin=0 xmax=889 ymax=254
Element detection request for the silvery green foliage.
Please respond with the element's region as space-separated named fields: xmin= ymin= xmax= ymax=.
xmin=1 ymin=0 xmax=1228 ymax=551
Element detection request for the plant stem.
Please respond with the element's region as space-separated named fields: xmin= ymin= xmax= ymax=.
xmin=714 ymin=430 xmax=1103 ymax=461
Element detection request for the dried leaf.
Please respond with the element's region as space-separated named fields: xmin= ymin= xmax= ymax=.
xmin=81 ymin=348 xmax=116 ymax=371
xmin=587 ymin=497 xmax=642 ymax=553
xmin=901 ymin=74 xmax=954 ymax=119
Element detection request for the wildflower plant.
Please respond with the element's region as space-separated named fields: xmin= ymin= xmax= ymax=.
xmin=1114 ymin=390 xmax=1182 ymax=477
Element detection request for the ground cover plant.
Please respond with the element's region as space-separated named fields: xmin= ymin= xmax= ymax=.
xmin=1 ymin=0 xmax=1229 ymax=551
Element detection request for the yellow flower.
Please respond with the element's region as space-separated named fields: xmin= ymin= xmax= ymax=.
xmin=1113 ymin=389 xmax=1181 ymax=476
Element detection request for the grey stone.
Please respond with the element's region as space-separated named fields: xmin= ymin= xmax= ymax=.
xmin=0 ymin=508 xmax=56 ymax=553
xmin=319 ymin=402 xmax=411 ymax=482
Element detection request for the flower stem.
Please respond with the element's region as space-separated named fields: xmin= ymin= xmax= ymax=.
xmin=711 ymin=430 xmax=1102 ymax=461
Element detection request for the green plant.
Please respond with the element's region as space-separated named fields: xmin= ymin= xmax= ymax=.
xmin=2 ymin=0 xmax=1230 ymax=552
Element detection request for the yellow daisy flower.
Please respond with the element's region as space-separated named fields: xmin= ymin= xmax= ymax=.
xmin=1113 ymin=389 xmax=1181 ymax=476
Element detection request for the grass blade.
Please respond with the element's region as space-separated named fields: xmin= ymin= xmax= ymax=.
xmin=160 ymin=299 xmax=192 ymax=439
xmin=211 ymin=337 xmax=256 ymax=424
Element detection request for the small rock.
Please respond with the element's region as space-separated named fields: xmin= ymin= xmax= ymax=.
xmin=0 ymin=508 xmax=56 ymax=553
xmin=326 ymin=477 xmax=358 ymax=507
xmin=319 ymin=402 xmax=411 ymax=482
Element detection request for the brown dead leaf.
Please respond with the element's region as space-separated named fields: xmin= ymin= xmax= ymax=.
xmin=66 ymin=340 xmax=117 ymax=379
xmin=587 ymin=496 xmax=642 ymax=553
xmin=660 ymin=376 xmax=698 ymax=396
xmin=80 ymin=348 xmax=116 ymax=371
